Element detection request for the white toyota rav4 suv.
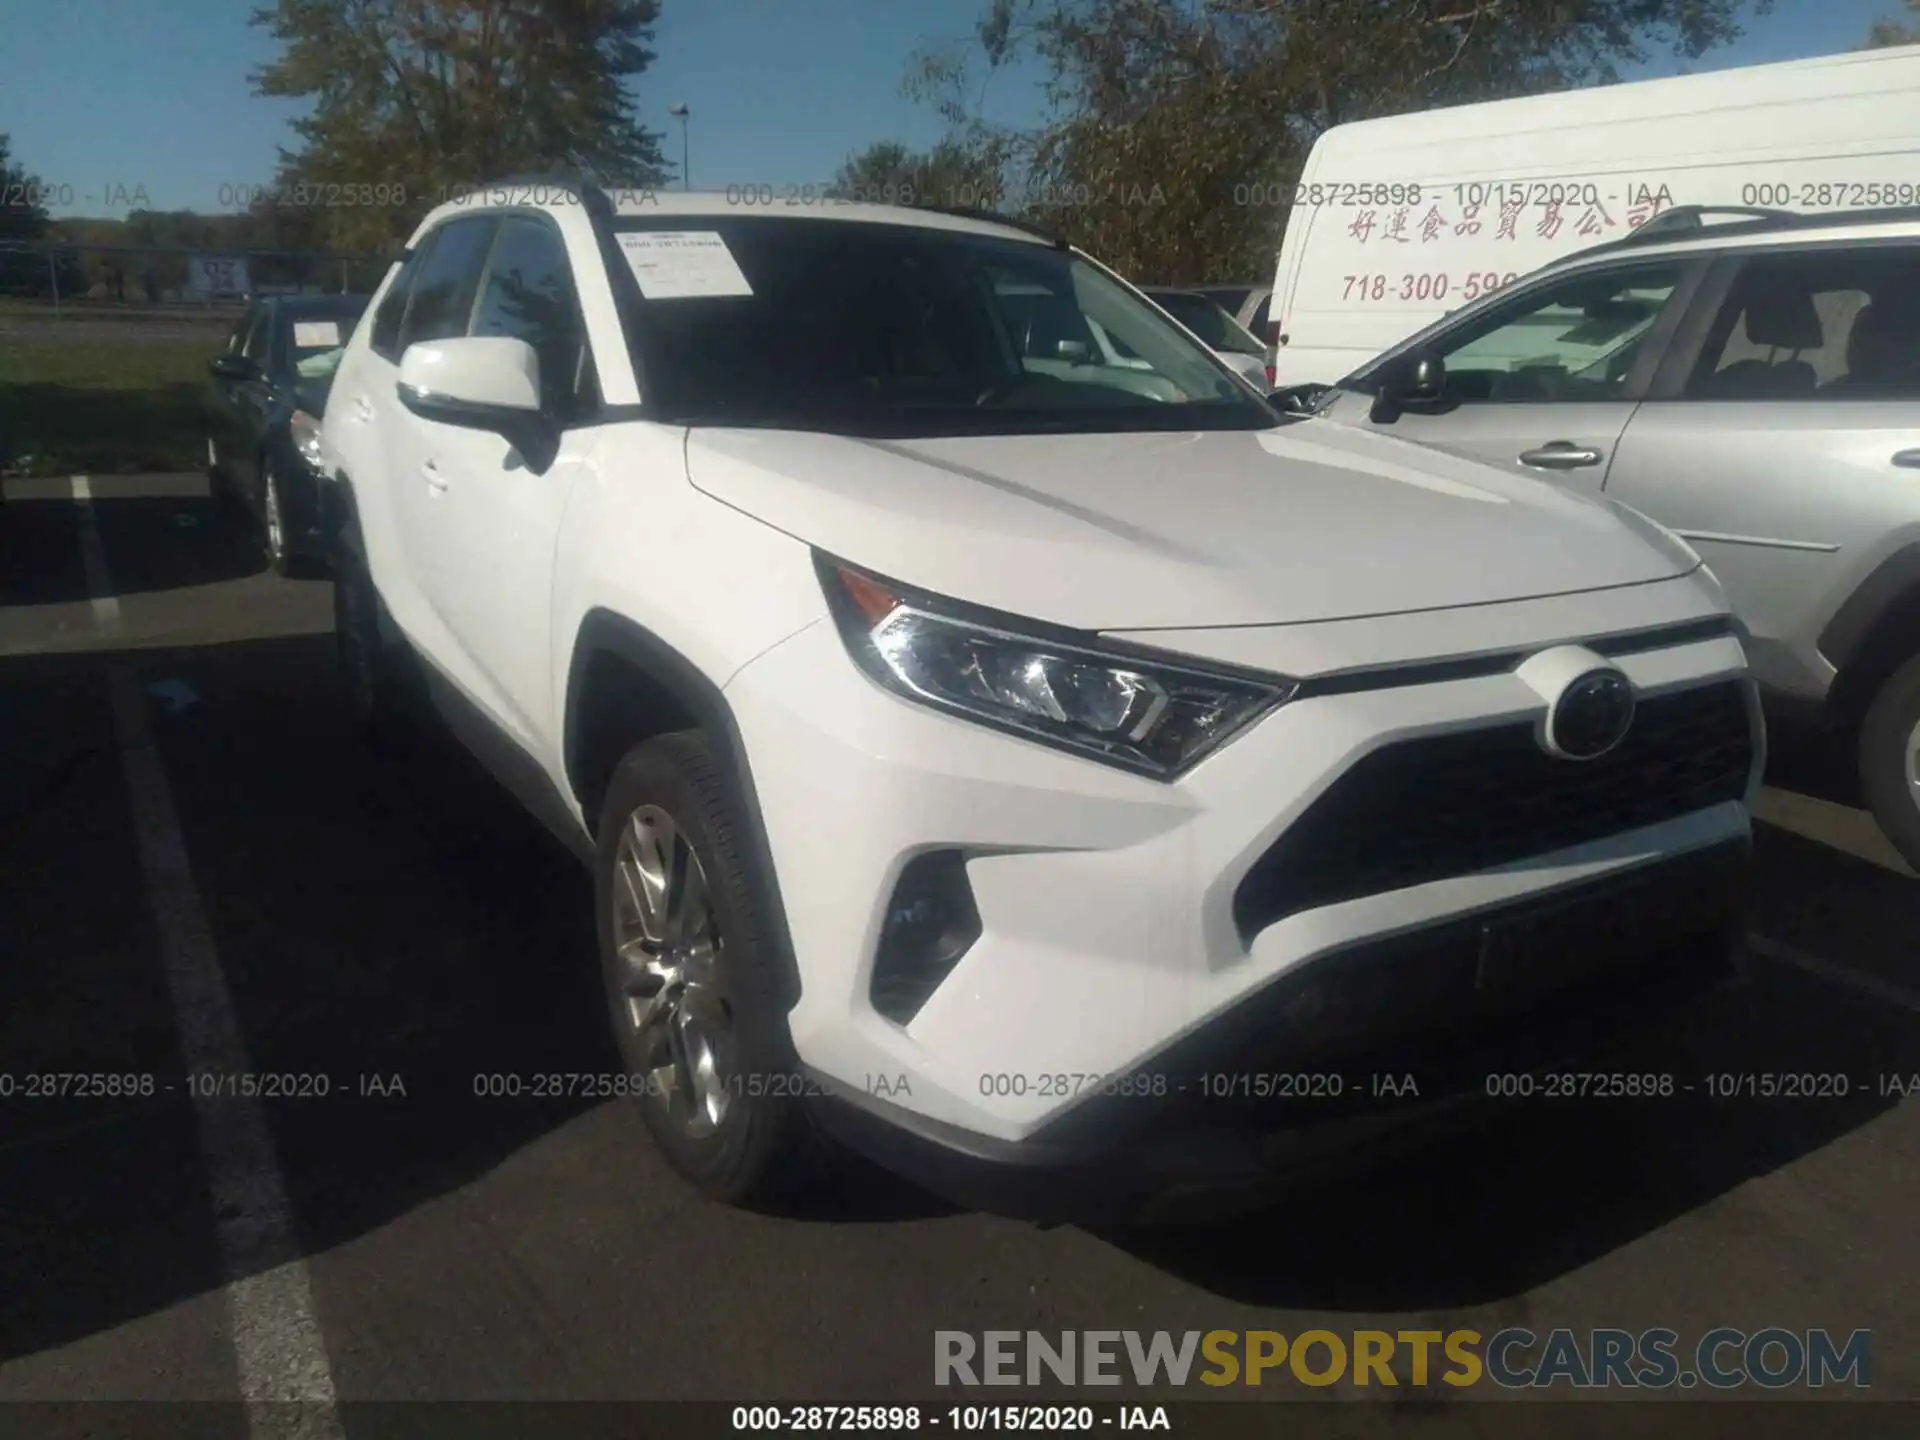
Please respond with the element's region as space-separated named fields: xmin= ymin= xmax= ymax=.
xmin=321 ymin=181 xmax=1763 ymax=1220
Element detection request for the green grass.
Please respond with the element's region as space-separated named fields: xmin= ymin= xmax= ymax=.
xmin=0 ymin=339 xmax=219 ymax=475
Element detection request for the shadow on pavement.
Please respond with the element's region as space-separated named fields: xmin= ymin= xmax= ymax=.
xmin=0 ymin=653 xmax=231 ymax=1369
xmin=1762 ymin=717 xmax=1863 ymax=812
xmin=0 ymin=378 xmax=207 ymax=478
xmin=1108 ymin=825 xmax=1920 ymax=1308
xmin=0 ymin=626 xmax=949 ymax=1366
xmin=1 ymin=487 xmax=264 ymax=607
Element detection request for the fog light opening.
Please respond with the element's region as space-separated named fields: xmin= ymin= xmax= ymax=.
xmin=869 ymin=850 xmax=982 ymax=1026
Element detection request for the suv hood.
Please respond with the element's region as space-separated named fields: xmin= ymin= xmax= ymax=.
xmin=684 ymin=420 xmax=1699 ymax=631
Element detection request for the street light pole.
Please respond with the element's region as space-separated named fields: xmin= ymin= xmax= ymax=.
xmin=668 ymin=103 xmax=690 ymax=190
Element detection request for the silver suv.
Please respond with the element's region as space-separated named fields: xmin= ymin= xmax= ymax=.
xmin=1307 ymin=205 xmax=1920 ymax=870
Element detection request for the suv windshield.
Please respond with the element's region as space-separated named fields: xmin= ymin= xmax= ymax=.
xmin=1149 ymin=291 xmax=1264 ymax=356
xmin=614 ymin=217 xmax=1275 ymax=435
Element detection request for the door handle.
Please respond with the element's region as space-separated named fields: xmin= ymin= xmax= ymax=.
xmin=1892 ymin=449 xmax=1920 ymax=469
xmin=1518 ymin=442 xmax=1602 ymax=469
xmin=421 ymin=460 xmax=449 ymax=494
xmin=353 ymin=396 xmax=374 ymax=423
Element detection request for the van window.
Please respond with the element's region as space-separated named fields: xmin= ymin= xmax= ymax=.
xmin=1687 ymin=247 xmax=1920 ymax=400
xmin=1419 ymin=264 xmax=1684 ymax=403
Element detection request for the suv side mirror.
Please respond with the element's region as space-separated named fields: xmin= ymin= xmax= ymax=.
xmin=397 ymin=337 xmax=555 ymax=465
xmin=1370 ymin=351 xmax=1446 ymax=422
xmin=398 ymin=336 xmax=540 ymax=422
xmin=1269 ymin=382 xmax=1330 ymax=415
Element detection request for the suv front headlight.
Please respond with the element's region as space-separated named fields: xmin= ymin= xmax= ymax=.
xmin=817 ymin=554 xmax=1294 ymax=779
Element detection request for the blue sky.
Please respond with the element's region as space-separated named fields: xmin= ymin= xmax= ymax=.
xmin=1 ymin=0 xmax=1905 ymax=218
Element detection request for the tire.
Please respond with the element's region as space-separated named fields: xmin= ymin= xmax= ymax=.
xmin=331 ymin=525 xmax=411 ymax=749
xmin=1858 ymin=651 xmax=1920 ymax=871
xmin=594 ymin=731 xmax=825 ymax=1205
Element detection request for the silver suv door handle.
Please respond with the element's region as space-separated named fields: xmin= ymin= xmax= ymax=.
xmin=421 ymin=460 xmax=449 ymax=494
xmin=1891 ymin=449 xmax=1920 ymax=468
xmin=353 ymin=396 xmax=374 ymax=423
xmin=1518 ymin=443 xmax=1602 ymax=469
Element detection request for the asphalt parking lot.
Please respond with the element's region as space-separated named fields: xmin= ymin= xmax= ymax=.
xmin=2 ymin=473 xmax=1918 ymax=1436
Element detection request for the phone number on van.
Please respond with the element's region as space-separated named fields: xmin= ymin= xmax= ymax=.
xmin=1343 ymin=271 xmax=1521 ymax=303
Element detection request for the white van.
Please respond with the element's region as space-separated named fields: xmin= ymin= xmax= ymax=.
xmin=1266 ymin=44 xmax=1920 ymax=387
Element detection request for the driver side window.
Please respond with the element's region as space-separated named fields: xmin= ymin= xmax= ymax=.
xmin=1428 ymin=263 xmax=1684 ymax=403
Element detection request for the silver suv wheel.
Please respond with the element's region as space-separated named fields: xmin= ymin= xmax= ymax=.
xmin=610 ymin=803 xmax=736 ymax=1139
xmin=1906 ymin=715 xmax=1920 ymax=813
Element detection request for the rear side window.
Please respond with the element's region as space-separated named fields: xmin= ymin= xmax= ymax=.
xmin=469 ymin=217 xmax=595 ymax=419
xmin=400 ymin=218 xmax=498 ymax=350
xmin=1687 ymin=246 xmax=1920 ymax=400
xmin=370 ymin=243 xmax=432 ymax=362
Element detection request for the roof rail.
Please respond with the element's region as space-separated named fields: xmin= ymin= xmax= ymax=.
xmin=911 ymin=203 xmax=1069 ymax=249
xmin=1631 ymin=204 xmax=1797 ymax=236
xmin=1551 ymin=202 xmax=1920 ymax=265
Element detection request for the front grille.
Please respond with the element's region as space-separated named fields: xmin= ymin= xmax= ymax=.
xmin=1232 ymin=680 xmax=1753 ymax=938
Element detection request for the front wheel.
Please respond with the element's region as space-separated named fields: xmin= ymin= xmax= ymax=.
xmin=1858 ymin=652 xmax=1920 ymax=871
xmin=594 ymin=731 xmax=825 ymax=1205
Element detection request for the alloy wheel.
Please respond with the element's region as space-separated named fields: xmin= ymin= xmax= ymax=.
xmin=1906 ymin=715 xmax=1920 ymax=814
xmin=610 ymin=804 xmax=735 ymax=1139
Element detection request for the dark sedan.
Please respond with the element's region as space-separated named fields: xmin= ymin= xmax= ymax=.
xmin=205 ymin=294 xmax=369 ymax=575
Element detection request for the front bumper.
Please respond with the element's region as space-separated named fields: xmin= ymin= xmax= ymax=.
xmin=808 ymin=839 xmax=1746 ymax=1221
xmin=723 ymin=578 xmax=1761 ymax=1173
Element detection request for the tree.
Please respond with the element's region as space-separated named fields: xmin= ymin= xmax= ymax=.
xmin=828 ymin=138 xmax=1010 ymax=209
xmin=1866 ymin=0 xmax=1920 ymax=47
xmin=0 ymin=134 xmax=52 ymax=245
xmin=251 ymin=0 xmax=671 ymax=250
xmin=910 ymin=0 xmax=1768 ymax=282
xmin=0 ymin=134 xmax=82 ymax=297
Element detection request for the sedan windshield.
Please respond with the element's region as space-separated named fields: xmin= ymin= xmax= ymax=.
xmin=1149 ymin=291 xmax=1265 ymax=357
xmin=615 ymin=217 xmax=1276 ymax=436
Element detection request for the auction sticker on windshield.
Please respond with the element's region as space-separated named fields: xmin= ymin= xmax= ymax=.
xmin=293 ymin=320 xmax=341 ymax=348
xmin=618 ymin=230 xmax=754 ymax=300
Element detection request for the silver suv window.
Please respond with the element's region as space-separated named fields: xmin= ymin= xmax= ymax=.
xmin=1425 ymin=263 xmax=1685 ymax=402
xmin=1686 ymin=246 xmax=1920 ymax=400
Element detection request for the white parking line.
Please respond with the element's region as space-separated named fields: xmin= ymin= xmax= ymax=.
xmin=1746 ymin=931 xmax=1920 ymax=1018
xmin=77 ymin=472 xmax=342 ymax=1433
xmin=70 ymin=476 xmax=122 ymax=630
